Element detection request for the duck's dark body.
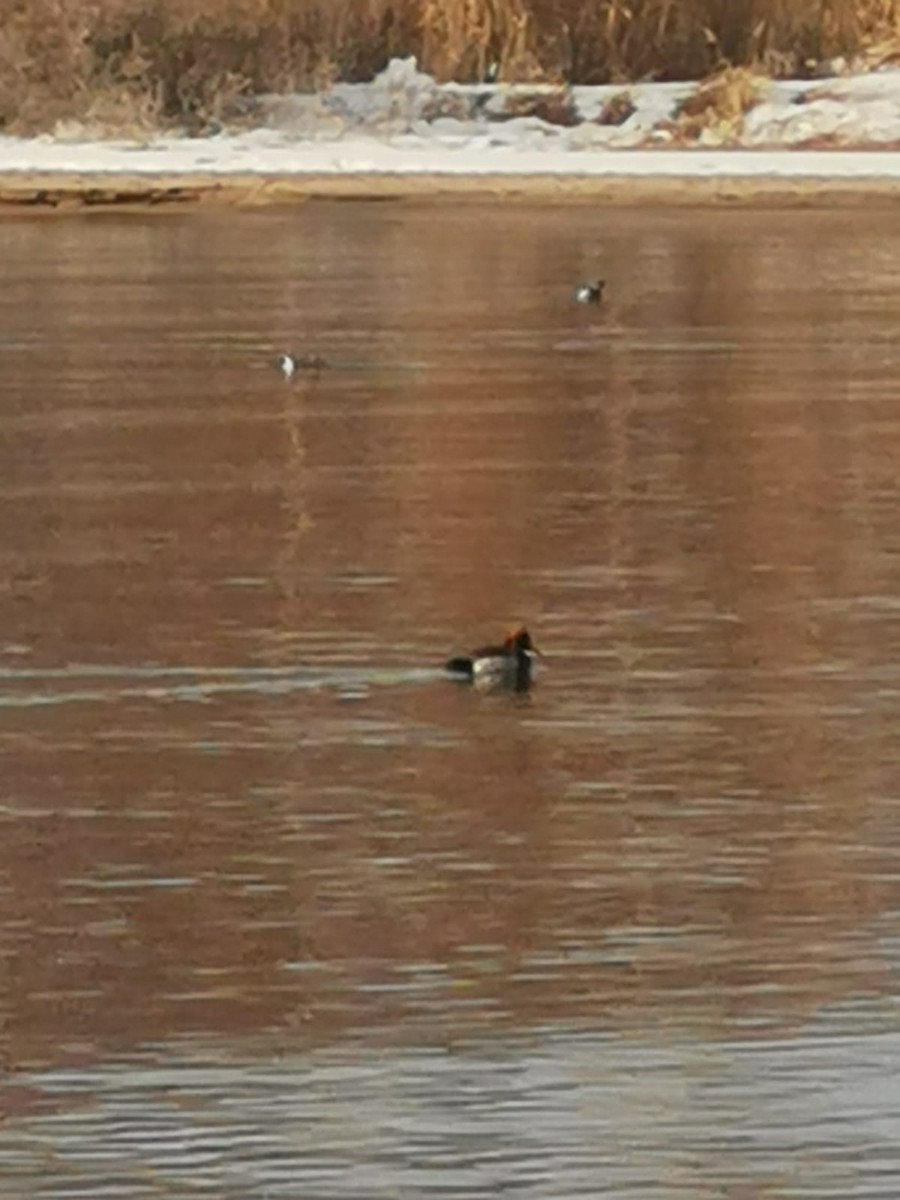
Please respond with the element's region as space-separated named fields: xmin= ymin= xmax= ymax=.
xmin=573 ymin=280 xmax=605 ymax=304
xmin=279 ymin=352 xmax=329 ymax=378
xmin=445 ymin=627 xmax=540 ymax=692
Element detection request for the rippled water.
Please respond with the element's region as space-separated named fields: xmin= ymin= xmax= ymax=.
xmin=1 ymin=203 xmax=900 ymax=1197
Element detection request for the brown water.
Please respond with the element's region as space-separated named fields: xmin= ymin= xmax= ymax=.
xmin=1 ymin=202 xmax=900 ymax=1198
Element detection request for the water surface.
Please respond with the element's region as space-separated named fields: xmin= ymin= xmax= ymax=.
xmin=1 ymin=203 xmax=900 ymax=1197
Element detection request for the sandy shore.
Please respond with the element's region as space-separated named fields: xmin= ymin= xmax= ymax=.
xmin=3 ymin=166 xmax=900 ymax=213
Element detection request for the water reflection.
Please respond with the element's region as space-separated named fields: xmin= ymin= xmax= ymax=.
xmin=3 ymin=1023 xmax=900 ymax=1198
xmin=1 ymin=203 xmax=900 ymax=1196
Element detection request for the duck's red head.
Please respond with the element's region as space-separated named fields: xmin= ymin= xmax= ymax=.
xmin=505 ymin=626 xmax=540 ymax=656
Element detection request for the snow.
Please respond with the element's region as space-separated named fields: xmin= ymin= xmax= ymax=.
xmin=2 ymin=57 xmax=900 ymax=184
xmin=2 ymin=132 xmax=900 ymax=180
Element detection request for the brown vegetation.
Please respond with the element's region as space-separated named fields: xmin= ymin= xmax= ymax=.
xmin=0 ymin=0 xmax=899 ymax=133
xmin=497 ymin=87 xmax=580 ymax=125
xmin=669 ymin=66 xmax=764 ymax=142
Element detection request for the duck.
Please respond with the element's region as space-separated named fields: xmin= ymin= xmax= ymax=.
xmin=445 ymin=626 xmax=541 ymax=692
xmin=279 ymin=353 xmax=328 ymax=378
xmin=573 ymin=280 xmax=605 ymax=304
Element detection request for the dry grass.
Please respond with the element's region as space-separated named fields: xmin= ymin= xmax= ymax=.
xmin=0 ymin=0 xmax=899 ymax=133
xmin=670 ymin=66 xmax=765 ymax=142
xmin=597 ymin=92 xmax=638 ymax=127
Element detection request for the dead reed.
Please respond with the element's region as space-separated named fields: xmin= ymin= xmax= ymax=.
xmin=670 ymin=65 xmax=764 ymax=142
xmin=0 ymin=0 xmax=898 ymax=133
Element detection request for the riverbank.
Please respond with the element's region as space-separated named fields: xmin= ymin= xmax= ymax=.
xmin=2 ymin=60 xmax=900 ymax=212
xmin=3 ymin=165 xmax=900 ymax=213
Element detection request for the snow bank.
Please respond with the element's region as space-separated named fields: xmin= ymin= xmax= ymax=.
xmin=253 ymin=57 xmax=900 ymax=150
xmin=2 ymin=58 xmax=900 ymax=185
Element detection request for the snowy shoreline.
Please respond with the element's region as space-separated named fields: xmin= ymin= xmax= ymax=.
xmin=2 ymin=59 xmax=900 ymax=207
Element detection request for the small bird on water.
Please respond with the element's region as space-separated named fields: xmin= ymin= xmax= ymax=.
xmin=573 ymin=280 xmax=605 ymax=304
xmin=279 ymin=353 xmax=328 ymax=378
xmin=445 ymin=626 xmax=542 ymax=693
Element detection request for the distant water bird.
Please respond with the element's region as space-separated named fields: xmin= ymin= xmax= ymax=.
xmin=573 ymin=280 xmax=605 ymax=304
xmin=483 ymin=60 xmax=500 ymax=83
xmin=279 ymin=353 xmax=328 ymax=378
xmin=445 ymin=626 xmax=541 ymax=693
